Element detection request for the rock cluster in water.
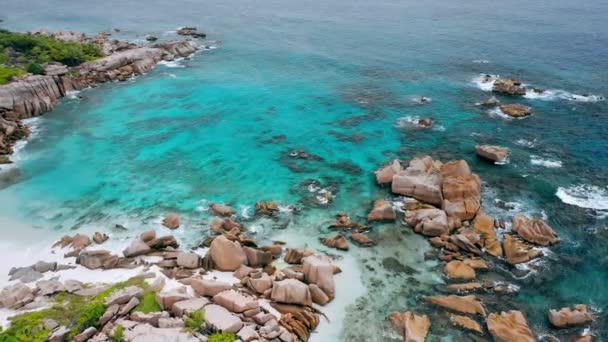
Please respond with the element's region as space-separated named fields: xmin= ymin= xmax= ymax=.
xmin=374 ymin=156 xmax=594 ymax=341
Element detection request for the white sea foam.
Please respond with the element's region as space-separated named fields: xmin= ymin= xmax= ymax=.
xmin=530 ymin=155 xmax=563 ymax=168
xmin=158 ymin=58 xmax=185 ymax=68
xmin=524 ymin=88 xmax=605 ymax=102
xmin=515 ymin=138 xmax=537 ymax=148
xmin=395 ymin=115 xmax=444 ymax=130
xmin=472 ymin=73 xmax=498 ymax=91
xmin=556 ymin=185 xmax=608 ymax=210
xmin=488 ymin=107 xmax=526 ymax=120
xmin=66 ymin=90 xmax=81 ymax=100
xmin=10 ymin=117 xmax=43 ymax=161
xmin=195 ymin=199 xmax=210 ymax=212
xmin=239 ymin=205 xmax=251 ymax=219
xmin=472 ymin=73 xmax=604 ymax=102
xmin=278 ymin=205 xmax=294 ymax=213
xmin=473 ymin=59 xmax=491 ymax=64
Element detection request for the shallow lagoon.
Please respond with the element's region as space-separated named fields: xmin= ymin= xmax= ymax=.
xmin=1 ymin=0 xmax=607 ymax=339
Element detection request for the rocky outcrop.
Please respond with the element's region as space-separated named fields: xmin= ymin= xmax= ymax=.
xmin=213 ymin=290 xmax=259 ymax=313
xmin=499 ymin=104 xmax=531 ymax=118
xmin=487 ymin=310 xmax=535 ymax=342
xmin=392 ymin=156 xmax=443 ymax=205
xmin=475 ymin=145 xmax=510 ymax=164
xmin=209 ymin=203 xmax=236 ymax=216
xmin=191 ymin=279 xmax=232 ymax=297
xmin=208 ymin=235 xmax=247 ymax=271
xmin=319 ymin=234 xmax=349 ymax=251
xmin=176 ymin=27 xmax=207 ymax=38
xmin=472 ymin=212 xmax=502 ymax=257
xmin=204 ymin=304 xmax=243 ymax=333
xmin=503 ymin=234 xmax=542 ymax=264
xmin=375 ymin=159 xmax=402 ymax=185
xmin=302 ymin=256 xmax=335 ymax=300
xmin=0 ymin=282 xmax=35 ymax=309
xmin=478 ymin=96 xmax=499 ymax=106
xmin=426 ymin=295 xmax=486 ymax=316
xmin=255 ymin=202 xmax=279 ymax=216
xmin=0 ymin=38 xmax=199 ymax=159
xmin=162 ymin=213 xmax=180 ymax=229
xmin=492 ymin=78 xmax=526 ymax=96
xmin=440 ymin=160 xmax=481 ymax=222
xmin=271 ymin=279 xmax=312 ymax=306
xmin=404 ymin=208 xmax=450 ymax=237
xmin=350 ymin=233 xmax=375 ymax=247
xmin=548 ymin=305 xmax=593 ymax=328
xmin=449 ymin=315 xmax=483 ymax=335
xmin=444 ymin=260 xmax=476 ymax=280
xmin=512 ymin=215 xmax=559 ymax=246
xmin=367 ymin=199 xmax=396 ymax=221
xmin=389 ymin=311 xmax=431 ymax=342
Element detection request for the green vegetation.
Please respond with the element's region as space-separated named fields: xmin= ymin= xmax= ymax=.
xmin=0 ymin=29 xmax=102 ymax=84
xmin=0 ymin=66 xmax=25 ymax=84
xmin=0 ymin=276 xmax=150 ymax=342
xmin=132 ymin=290 xmax=161 ymax=313
xmin=207 ymin=332 xmax=237 ymax=342
xmin=184 ymin=309 xmax=206 ymax=331
xmin=110 ymin=324 xmax=125 ymax=342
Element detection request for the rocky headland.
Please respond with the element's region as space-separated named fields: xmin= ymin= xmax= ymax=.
xmin=0 ymin=29 xmax=200 ymax=161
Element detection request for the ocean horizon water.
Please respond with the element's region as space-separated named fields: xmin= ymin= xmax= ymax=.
xmin=1 ymin=0 xmax=607 ymax=340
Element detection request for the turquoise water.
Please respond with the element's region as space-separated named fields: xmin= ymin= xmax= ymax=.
xmin=2 ymin=0 xmax=608 ymax=340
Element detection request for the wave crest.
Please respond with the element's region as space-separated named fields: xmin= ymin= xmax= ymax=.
xmin=556 ymin=185 xmax=608 ymax=210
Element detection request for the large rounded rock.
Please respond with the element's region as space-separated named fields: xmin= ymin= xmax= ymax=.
xmin=0 ymin=282 xmax=34 ymax=309
xmin=487 ymin=310 xmax=535 ymax=342
xmin=475 ymin=145 xmax=510 ymax=164
xmin=375 ymin=159 xmax=403 ymax=185
xmin=503 ymin=234 xmax=542 ymax=265
xmin=392 ymin=156 xmax=443 ymax=206
xmin=404 ymin=208 xmax=449 ymax=237
xmin=302 ymin=256 xmax=335 ymax=299
xmin=492 ymin=78 xmax=526 ymax=96
xmin=500 ymin=104 xmax=531 ymax=118
xmin=444 ymin=260 xmax=476 ymax=280
xmin=512 ymin=215 xmax=559 ymax=246
xmin=548 ymin=305 xmax=593 ymax=328
xmin=162 ymin=213 xmax=180 ymax=229
xmin=319 ymin=234 xmax=349 ymax=251
xmin=270 ymin=279 xmax=312 ymax=306
xmin=440 ymin=160 xmax=481 ymax=222
xmin=209 ymin=203 xmax=236 ymax=216
xmin=209 ymin=235 xmax=247 ymax=271
xmin=367 ymin=199 xmax=396 ymax=221
xmin=473 ymin=212 xmax=503 ymax=257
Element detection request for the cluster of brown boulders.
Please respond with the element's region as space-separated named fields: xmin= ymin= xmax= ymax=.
xmin=374 ymin=156 xmax=593 ymax=340
xmin=1 ymin=203 xmax=344 ymax=341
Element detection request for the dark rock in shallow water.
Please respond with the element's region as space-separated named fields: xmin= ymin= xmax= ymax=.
xmin=327 ymin=130 xmax=365 ymax=144
xmin=334 ymin=110 xmax=386 ymax=127
xmin=382 ymin=257 xmax=417 ymax=275
xmin=286 ymin=149 xmax=323 ymax=161
xmin=328 ymin=161 xmax=363 ymax=175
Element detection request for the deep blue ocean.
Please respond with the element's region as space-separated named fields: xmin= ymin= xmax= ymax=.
xmin=1 ymin=0 xmax=607 ymax=340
